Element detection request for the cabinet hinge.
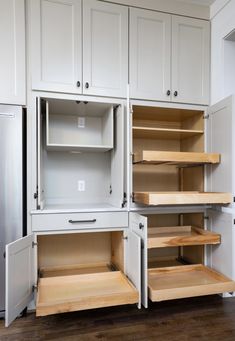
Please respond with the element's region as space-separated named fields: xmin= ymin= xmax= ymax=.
xmin=204 ymin=216 xmax=209 ymax=220
xmin=32 ymin=242 xmax=38 ymax=248
xmin=122 ymin=192 xmax=127 ymax=208
xmin=33 ymin=191 xmax=38 ymax=200
xmin=234 ymin=219 xmax=235 ymax=225
xmin=109 ymin=185 xmax=112 ymax=195
xmin=114 ymin=104 xmax=121 ymax=110
xmin=32 ymin=285 xmax=37 ymax=292
xmin=203 ymin=114 xmax=209 ymax=119
xmin=123 ymin=236 xmax=128 ymax=240
xmin=233 ymin=197 xmax=235 ymax=203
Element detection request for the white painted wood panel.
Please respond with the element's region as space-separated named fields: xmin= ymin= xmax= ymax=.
xmin=5 ymin=235 xmax=34 ymax=327
xmin=126 ymin=230 xmax=141 ymax=308
xmin=172 ymin=15 xmax=210 ymax=105
xmin=31 ymin=0 xmax=82 ymax=93
xmin=0 ymin=0 xmax=25 ymax=105
xmin=206 ymin=95 xmax=235 ymax=205
xmin=130 ymin=8 xmax=171 ymax=101
xmin=83 ymin=0 xmax=128 ymax=97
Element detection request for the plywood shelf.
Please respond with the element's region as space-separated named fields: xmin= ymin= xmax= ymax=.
xmin=134 ymin=191 xmax=232 ymax=206
xmin=36 ymin=271 xmax=138 ymax=317
xmin=133 ymin=151 xmax=220 ymax=165
xmin=132 ymin=127 xmax=204 ymax=140
xmin=148 ymin=226 xmax=221 ymax=249
xmin=148 ymin=264 xmax=235 ymax=302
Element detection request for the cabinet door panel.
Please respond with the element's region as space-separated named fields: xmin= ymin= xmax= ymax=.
xmin=83 ymin=0 xmax=128 ymax=97
xmin=31 ymin=0 xmax=82 ymax=93
xmin=130 ymin=8 xmax=171 ymax=101
xmin=172 ymin=16 xmax=210 ymax=105
xmin=5 ymin=235 xmax=34 ymax=327
xmin=129 ymin=212 xmax=148 ymax=308
xmin=0 ymin=0 xmax=25 ymax=105
xmin=206 ymin=95 xmax=235 ymax=203
xmin=208 ymin=210 xmax=235 ymax=280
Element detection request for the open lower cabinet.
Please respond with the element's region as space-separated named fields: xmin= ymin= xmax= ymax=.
xmin=130 ymin=210 xmax=235 ymax=307
xmin=36 ymin=97 xmax=125 ymax=212
xmin=5 ymin=229 xmax=141 ymax=327
xmin=129 ymin=98 xmax=234 ymax=207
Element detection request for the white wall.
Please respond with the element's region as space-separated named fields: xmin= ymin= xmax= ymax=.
xmin=211 ymin=0 xmax=235 ymax=104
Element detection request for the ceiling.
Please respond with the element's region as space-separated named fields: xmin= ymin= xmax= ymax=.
xmin=177 ymin=0 xmax=216 ymax=6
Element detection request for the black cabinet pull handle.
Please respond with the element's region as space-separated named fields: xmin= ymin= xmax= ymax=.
xmin=85 ymin=82 xmax=89 ymax=89
xmin=68 ymin=219 xmax=97 ymax=224
xmin=166 ymin=90 xmax=171 ymax=96
xmin=77 ymin=81 xmax=80 ymax=87
xmin=174 ymin=91 xmax=178 ymax=97
xmin=139 ymin=223 xmax=144 ymax=230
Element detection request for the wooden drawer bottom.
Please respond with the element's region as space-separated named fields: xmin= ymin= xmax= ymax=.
xmin=36 ymin=271 xmax=138 ymax=316
xmin=148 ymin=264 xmax=235 ymax=302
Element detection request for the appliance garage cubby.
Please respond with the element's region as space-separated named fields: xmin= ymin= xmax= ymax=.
xmin=130 ymin=103 xmax=232 ymax=207
xmin=5 ymin=226 xmax=141 ymax=327
xmin=37 ymin=97 xmax=125 ymax=211
xmin=130 ymin=210 xmax=235 ymax=307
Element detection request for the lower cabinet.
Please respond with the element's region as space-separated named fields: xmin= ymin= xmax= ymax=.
xmin=5 ymin=227 xmax=141 ymax=327
xmin=130 ymin=210 xmax=235 ymax=307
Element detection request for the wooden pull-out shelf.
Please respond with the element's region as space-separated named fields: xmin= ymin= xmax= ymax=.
xmin=132 ymin=127 xmax=203 ymax=140
xmin=36 ymin=271 xmax=138 ymax=317
xmin=134 ymin=191 xmax=232 ymax=206
xmin=148 ymin=226 xmax=221 ymax=249
xmin=134 ymin=151 xmax=220 ymax=165
xmin=148 ymin=265 xmax=235 ymax=302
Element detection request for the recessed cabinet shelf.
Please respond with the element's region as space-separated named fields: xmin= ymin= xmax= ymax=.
xmin=148 ymin=265 xmax=235 ymax=302
xmin=132 ymin=127 xmax=204 ymax=140
xmin=37 ymin=271 xmax=138 ymax=317
xmin=148 ymin=226 xmax=221 ymax=249
xmin=134 ymin=151 xmax=220 ymax=166
xmin=45 ymin=100 xmax=114 ymax=152
xmin=134 ymin=191 xmax=232 ymax=206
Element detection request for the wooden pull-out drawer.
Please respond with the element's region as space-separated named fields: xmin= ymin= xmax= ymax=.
xmin=32 ymin=212 xmax=128 ymax=231
xmin=148 ymin=226 xmax=221 ymax=248
xmin=134 ymin=192 xmax=232 ymax=206
xmin=148 ymin=264 xmax=235 ymax=302
xmin=36 ymin=271 xmax=138 ymax=317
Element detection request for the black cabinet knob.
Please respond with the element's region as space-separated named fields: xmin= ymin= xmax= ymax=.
xmin=76 ymin=81 xmax=80 ymax=87
xmin=85 ymin=82 xmax=89 ymax=89
xmin=166 ymin=90 xmax=171 ymax=96
xmin=139 ymin=223 xmax=144 ymax=230
xmin=174 ymin=91 xmax=178 ymax=97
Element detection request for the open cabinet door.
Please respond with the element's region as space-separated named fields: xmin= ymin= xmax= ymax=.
xmin=126 ymin=229 xmax=141 ymax=308
xmin=110 ymin=105 xmax=124 ymax=208
xmin=5 ymin=235 xmax=34 ymax=327
xmin=206 ymin=95 xmax=235 ymax=203
xmin=207 ymin=210 xmax=235 ymax=281
xmin=36 ymin=97 xmax=45 ymax=209
xmin=129 ymin=212 xmax=148 ymax=308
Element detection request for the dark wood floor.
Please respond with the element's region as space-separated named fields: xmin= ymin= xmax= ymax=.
xmin=1 ymin=296 xmax=235 ymax=340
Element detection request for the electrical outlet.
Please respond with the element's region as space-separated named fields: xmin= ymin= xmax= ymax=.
xmin=78 ymin=180 xmax=85 ymax=191
xmin=78 ymin=117 xmax=85 ymax=128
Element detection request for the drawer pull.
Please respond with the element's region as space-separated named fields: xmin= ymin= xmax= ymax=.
xmin=68 ymin=219 xmax=97 ymax=224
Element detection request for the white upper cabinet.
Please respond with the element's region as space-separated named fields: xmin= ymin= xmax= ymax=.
xmin=30 ymin=0 xmax=128 ymax=97
xmin=130 ymin=10 xmax=210 ymax=105
xmin=130 ymin=8 xmax=171 ymax=101
xmin=0 ymin=0 xmax=25 ymax=105
xmin=83 ymin=0 xmax=128 ymax=97
xmin=172 ymin=16 xmax=210 ymax=105
xmin=31 ymin=0 xmax=82 ymax=93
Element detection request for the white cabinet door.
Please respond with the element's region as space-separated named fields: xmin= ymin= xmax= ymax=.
xmin=172 ymin=16 xmax=210 ymax=105
xmin=129 ymin=212 xmax=148 ymax=308
xmin=208 ymin=210 xmax=235 ymax=280
xmin=126 ymin=229 xmax=141 ymax=308
xmin=130 ymin=8 xmax=171 ymax=101
xmin=83 ymin=0 xmax=128 ymax=97
xmin=5 ymin=235 xmax=34 ymax=327
xmin=206 ymin=95 xmax=235 ymax=204
xmin=31 ymin=0 xmax=82 ymax=93
xmin=0 ymin=0 xmax=25 ymax=105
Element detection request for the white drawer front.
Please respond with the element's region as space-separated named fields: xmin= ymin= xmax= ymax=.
xmin=32 ymin=212 xmax=128 ymax=232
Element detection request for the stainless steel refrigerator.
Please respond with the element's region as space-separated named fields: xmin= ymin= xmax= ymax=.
xmin=0 ymin=105 xmax=26 ymax=317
